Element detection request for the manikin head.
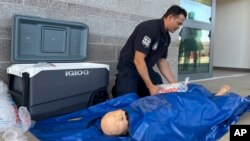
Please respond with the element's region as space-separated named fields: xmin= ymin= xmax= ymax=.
xmin=101 ymin=109 xmax=129 ymax=136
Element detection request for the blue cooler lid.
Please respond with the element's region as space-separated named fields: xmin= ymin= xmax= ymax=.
xmin=11 ymin=15 xmax=89 ymax=63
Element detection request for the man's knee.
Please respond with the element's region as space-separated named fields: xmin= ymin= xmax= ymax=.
xmin=113 ymin=74 xmax=138 ymax=98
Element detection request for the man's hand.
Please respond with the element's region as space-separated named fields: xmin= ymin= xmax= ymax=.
xmin=148 ymin=85 xmax=161 ymax=96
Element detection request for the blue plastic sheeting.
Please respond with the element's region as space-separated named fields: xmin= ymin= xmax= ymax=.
xmin=30 ymin=84 xmax=250 ymax=141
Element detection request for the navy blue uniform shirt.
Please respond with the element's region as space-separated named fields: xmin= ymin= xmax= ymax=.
xmin=119 ymin=19 xmax=171 ymax=67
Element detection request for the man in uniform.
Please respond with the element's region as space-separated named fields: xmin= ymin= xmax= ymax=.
xmin=112 ymin=5 xmax=187 ymax=98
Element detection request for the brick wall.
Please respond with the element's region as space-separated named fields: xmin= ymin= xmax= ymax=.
xmin=0 ymin=0 xmax=180 ymax=93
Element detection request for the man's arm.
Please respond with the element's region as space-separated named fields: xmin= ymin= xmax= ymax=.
xmin=134 ymin=51 xmax=159 ymax=95
xmin=157 ymin=58 xmax=177 ymax=84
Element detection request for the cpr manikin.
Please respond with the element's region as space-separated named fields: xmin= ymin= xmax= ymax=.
xmin=100 ymin=84 xmax=231 ymax=136
xmin=101 ymin=109 xmax=128 ymax=136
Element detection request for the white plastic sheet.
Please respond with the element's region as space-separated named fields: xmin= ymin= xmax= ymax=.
xmin=0 ymin=80 xmax=31 ymax=141
xmin=158 ymin=77 xmax=189 ymax=93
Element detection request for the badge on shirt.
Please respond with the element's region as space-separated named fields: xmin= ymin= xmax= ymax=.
xmin=152 ymin=42 xmax=158 ymax=51
xmin=142 ymin=36 xmax=151 ymax=48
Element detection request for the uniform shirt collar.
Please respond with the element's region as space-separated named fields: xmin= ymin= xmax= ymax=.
xmin=161 ymin=18 xmax=167 ymax=36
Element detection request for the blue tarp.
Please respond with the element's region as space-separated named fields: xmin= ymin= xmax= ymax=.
xmin=30 ymin=84 xmax=250 ymax=141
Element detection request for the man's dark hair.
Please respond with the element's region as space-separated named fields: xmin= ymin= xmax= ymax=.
xmin=163 ymin=5 xmax=187 ymax=18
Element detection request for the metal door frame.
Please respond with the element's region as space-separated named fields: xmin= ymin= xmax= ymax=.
xmin=178 ymin=0 xmax=216 ymax=81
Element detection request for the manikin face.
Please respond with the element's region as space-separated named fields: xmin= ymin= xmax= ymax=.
xmin=165 ymin=14 xmax=186 ymax=33
xmin=101 ymin=109 xmax=128 ymax=136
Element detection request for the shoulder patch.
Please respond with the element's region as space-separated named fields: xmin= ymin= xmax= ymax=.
xmin=142 ymin=36 xmax=151 ymax=48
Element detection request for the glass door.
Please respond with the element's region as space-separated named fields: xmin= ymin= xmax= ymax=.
xmin=178 ymin=0 xmax=216 ymax=81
